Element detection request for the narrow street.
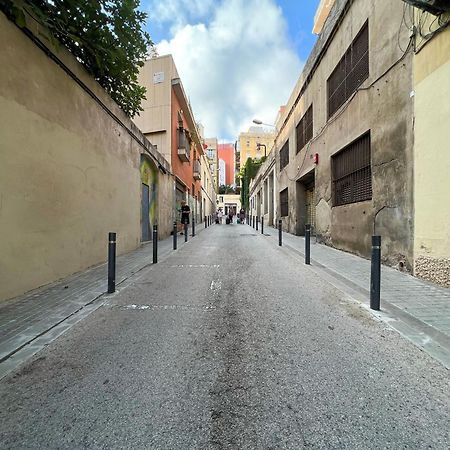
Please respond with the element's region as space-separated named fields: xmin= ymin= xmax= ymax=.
xmin=1 ymin=224 xmax=449 ymax=449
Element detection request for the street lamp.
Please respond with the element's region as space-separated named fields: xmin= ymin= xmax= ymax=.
xmin=252 ymin=119 xmax=276 ymax=128
xmin=256 ymin=143 xmax=267 ymax=158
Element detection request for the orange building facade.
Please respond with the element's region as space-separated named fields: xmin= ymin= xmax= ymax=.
xmin=217 ymin=143 xmax=235 ymax=186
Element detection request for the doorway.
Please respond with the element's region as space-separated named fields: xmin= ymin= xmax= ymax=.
xmin=141 ymin=183 xmax=150 ymax=241
xmin=296 ymin=170 xmax=315 ymax=235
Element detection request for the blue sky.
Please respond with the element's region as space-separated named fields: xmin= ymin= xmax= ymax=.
xmin=140 ymin=0 xmax=321 ymax=140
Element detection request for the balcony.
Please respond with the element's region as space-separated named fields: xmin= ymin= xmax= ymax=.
xmin=177 ymin=128 xmax=190 ymax=162
xmin=193 ymin=160 xmax=201 ymax=180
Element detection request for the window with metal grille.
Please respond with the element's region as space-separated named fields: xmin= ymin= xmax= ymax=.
xmin=327 ymin=21 xmax=369 ymax=118
xmin=331 ymin=131 xmax=372 ymax=207
xmin=279 ymin=140 xmax=289 ymax=170
xmin=296 ymin=105 xmax=313 ymax=153
xmin=280 ymin=188 xmax=289 ymax=217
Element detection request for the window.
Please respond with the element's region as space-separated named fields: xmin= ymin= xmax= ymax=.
xmin=331 ymin=131 xmax=372 ymax=207
xmin=279 ymin=140 xmax=289 ymax=170
xmin=296 ymin=105 xmax=313 ymax=153
xmin=280 ymin=188 xmax=289 ymax=217
xmin=327 ymin=21 xmax=369 ymax=118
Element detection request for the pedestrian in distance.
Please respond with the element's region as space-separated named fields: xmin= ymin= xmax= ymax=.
xmin=239 ymin=208 xmax=245 ymax=224
xmin=217 ymin=209 xmax=223 ymax=224
xmin=180 ymin=201 xmax=190 ymax=234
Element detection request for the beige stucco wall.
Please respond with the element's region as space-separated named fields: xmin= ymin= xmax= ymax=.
xmin=0 ymin=12 xmax=171 ymax=301
xmin=413 ymin=26 xmax=450 ymax=287
xmin=134 ymin=55 xmax=178 ymax=164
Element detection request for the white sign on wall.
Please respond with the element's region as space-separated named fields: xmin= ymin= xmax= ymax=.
xmin=153 ymin=72 xmax=165 ymax=84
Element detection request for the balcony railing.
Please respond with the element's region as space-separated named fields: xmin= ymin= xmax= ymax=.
xmin=177 ymin=128 xmax=190 ymax=162
xmin=193 ymin=160 xmax=201 ymax=180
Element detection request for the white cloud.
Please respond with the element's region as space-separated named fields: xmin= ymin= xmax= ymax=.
xmin=147 ymin=0 xmax=214 ymax=33
xmin=154 ymin=0 xmax=303 ymax=140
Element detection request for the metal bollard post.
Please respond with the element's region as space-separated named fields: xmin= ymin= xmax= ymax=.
xmin=256 ymin=216 xmax=259 ymax=231
xmin=173 ymin=221 xmax=177 ymax=250
xmin=278 ymin=219 xmax=282 ymax=246
xmin=107 ymin=232 xmax=116 ymax=293
xmin=305 ymin=224 xmax=311 ymax=265
xmin=153 ymin=225 xmax=158 ymax=264
xmin=370 ymin=235 xmax=381 ymax=310
xmin=192 ymin=217 xmax=195 ymax=237
xmin=184 ymin=222 xmax=188 ymax=242
xmin=261 ymin=216 xmax=264 ymax=234
xmin=205 ymin=216 xmax=207 ymax=228
xmin=252 ymin=216 xmax=255 ymax=229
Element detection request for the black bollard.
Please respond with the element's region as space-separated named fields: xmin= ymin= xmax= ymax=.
xmin=370 ymin=236 xmax=381 ymax=310
xmin=153 ymin=224 xmax=158 ymax=264
xmin=173 ymin=221 xmax=177 ymax=250
xmin=261 ymin=216 xmax=264 ymax=234
xmin=305 ymin=224 xmax=311 ymax=265
xmin=252 ymin=215 xmax=255 ymax=229
xmin=256 ymin=216 xmax=259 ymax=231
xmin=184 ymin=222 xmax=188 ymax=242
xmin=278 ymin=219 xmax=282 ymax=246
xmin=107 ymin=232 xmax=116 ymax=293
xmin=192 ymin=217 xmax=195 ymax=237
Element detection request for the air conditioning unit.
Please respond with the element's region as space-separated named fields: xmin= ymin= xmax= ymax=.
xmin=402 ymin=0 xmax=450 ymax=15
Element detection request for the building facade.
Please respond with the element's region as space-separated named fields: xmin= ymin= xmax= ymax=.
xmin=204 ymin=137 xmax=219 ymax=190
xmin=250 ymin=0 xmax=416 ymax=271
xmin=238 ymin=127 xmax=276 ymax=168
xmin=411 ymin=4 xmax=450 ymax=286
xmin=218 ymin=143 xmax=236 ymax=186
xmin=134 ymin=55 xmax=216 ymax=228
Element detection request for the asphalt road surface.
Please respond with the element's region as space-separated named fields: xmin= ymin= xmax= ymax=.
xmin=1 ymin=224 xmax=449 ymax=449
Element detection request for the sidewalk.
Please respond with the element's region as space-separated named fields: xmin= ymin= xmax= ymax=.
xmin=0 ymin=224 xmax=210 ymax=379
xmin=260 ymin=224 xmax=450 ymax=369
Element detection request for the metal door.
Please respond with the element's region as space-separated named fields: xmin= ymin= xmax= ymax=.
xmin=305 ymin=185 xmax=316 ymax=229
xmin=141 ymin=183 xmax=150 ymax=241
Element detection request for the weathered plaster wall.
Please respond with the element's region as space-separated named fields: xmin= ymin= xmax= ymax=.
xmin=413 ymin=25 xmax=450 ymax=287
xmin=273 ymin=0 xmax=414 ymax=267
xmin=0 ymin=12 xmax=171 ymax=301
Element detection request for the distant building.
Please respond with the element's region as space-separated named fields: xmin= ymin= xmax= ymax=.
xmin=218 ymin=143 xmax=235 ymax=186
xmin=217 ymin=194 xmax=241 ymax=218
xmin=238 ymin=127 xmax=275 ymax=169
xmin=134 ymin=54 xmax=216 ymax=226
xmin=204 ymin=137 xmax=219 ymax=191
xmin=218 ymin=159 xmax=226 ymax=187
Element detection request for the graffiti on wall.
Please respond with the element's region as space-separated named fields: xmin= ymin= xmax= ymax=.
xmin=140 ymin=155 xmax=158 ymax=227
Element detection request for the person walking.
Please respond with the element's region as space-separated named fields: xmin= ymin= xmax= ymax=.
xmin=180 ymin=201 xmax=190 ymax=234
xmin=239 ymin=208 xmax=245 ymax=224
xmin=217 ymin=209 xmax=223 ymax=224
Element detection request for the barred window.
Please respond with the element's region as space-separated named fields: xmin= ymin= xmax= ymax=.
xmin=279 ymin=140 xmax=289 ymax=170
xmin=331 ymin=131 xmax=372 ymax=207
xmin=296 ymin=105 xmax=313 ymax=153
xmin=280 ymin=188 xmax=289 ymax=217
xmin=327 ymin=21 xmax=369 ymax=118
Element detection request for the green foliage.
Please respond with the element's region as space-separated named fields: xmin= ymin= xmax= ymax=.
xmin=239 ymin=157 xmax=264 ymax=209
xmin=1 ymin=0 xmax=152 ymax=117
xmin=218 ymin=184 xmax=237 ymax=194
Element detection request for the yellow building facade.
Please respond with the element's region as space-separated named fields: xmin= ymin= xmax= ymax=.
xmin=239 ymin=127 xmax=275 ymax=167
xmin=413 ymin=11 xmax=450 ymax=287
